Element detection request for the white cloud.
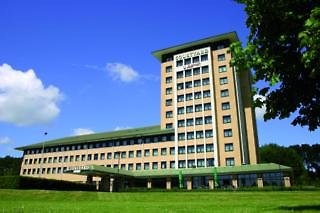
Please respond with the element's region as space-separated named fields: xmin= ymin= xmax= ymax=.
xmin=106 ymin=63 xmax=139 ymax=82
xmin=114 ymin=126 xmax=131 ymax=131
xmin=0 ymin=137 xmax=12 ymax=145
xmin=73 ymin=128 xmax=95 ymax=136
xmin=0 ymin=64 xmax=63 ymax=126
xmin=254 ymin=94 xmax=266 ymax=120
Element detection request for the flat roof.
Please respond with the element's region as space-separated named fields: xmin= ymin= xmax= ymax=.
xmin=152 ymin=31 xmax=239 ymax=61
xmin=16 ymin=125 xmax=174 ymax=151
xmin=65 ymin=163 xmax=292 ymax=178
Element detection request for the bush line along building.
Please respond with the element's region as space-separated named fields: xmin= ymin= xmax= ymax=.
xmin=16 ymin=32 xmax=291 ymax=191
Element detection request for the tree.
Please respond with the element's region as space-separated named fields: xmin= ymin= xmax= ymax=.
xmin=0 ymin=156 xmax=22 ymax=176
xmin=230 ymin=0 xmax=320 ymax=131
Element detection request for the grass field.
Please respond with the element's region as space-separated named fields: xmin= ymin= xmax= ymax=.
xmin=0 ymin=189 xmax=320 ymax=213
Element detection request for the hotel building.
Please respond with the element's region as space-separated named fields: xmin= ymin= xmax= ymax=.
xmin=16 ymin=32 xmax=291 ymax=190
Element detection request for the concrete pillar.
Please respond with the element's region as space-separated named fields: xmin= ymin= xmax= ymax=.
xmin=86 ymin=175 xmax=93 ymax=184
xmin=283 ymin=176 xmax=291 ymax=188
xmin=110 ymin=177 xmax=115 ymax=192
xmin=208 ymin=177 xmax=214 ymax=190
xmin=96 ymin=181 xmax=100 ymax=191
xmin=187 ymin=176 xmax=192 ymax=190
xmin=166 ymin=178 xmax=171 ymax=190
xmin=257 ymin=177 xmax=264 ymax=188
xmin=147 ymin=179 xmax=152 ymax=189
xmin=232 ymin=175 xmax=238 ymax=189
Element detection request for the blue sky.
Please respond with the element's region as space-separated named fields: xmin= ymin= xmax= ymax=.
xmin=0 ymin=0 xmax=319 ymax=157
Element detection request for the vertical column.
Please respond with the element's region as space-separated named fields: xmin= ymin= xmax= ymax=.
xmin=208 ymin=177 xmax=214 ymax=190
xmin=96 ymin=181 xmax=100 ymax=191
xmin=187 ymin=176 xmax=192 ymax=190
xmin=283 ymin=176 xmax=291 ymax=188
xmin=257 ymin=174 xmax=263 ymax=188
xmin=147 ymin=178 xmax=152 ymax=189
xmin=166 ymin=178 xmax=171 ymax=190
xmin=232 ymin=175 xmax=238 ymax=189
xmin=110 ymin=177 xmax=115 ymax=192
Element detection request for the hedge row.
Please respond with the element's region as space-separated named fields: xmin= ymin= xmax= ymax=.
xmin=0 ymin=176 xmax=95 ymax=191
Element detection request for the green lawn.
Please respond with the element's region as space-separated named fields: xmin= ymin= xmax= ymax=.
xmin=0 ymin=189 xmax=319 ymax=212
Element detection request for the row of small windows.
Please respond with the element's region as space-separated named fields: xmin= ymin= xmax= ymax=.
xmin=24 ymin=135 xmax=174 ymax=155
xmin=176 ymin=66 xmax=209 ymax=78
xmin=177 ymin=116 xmax=212 ymax=127
xmin=177 ymin=130 xmax=213 ymax=140
xmin=176 ymin=54 xmax=208 ymax=67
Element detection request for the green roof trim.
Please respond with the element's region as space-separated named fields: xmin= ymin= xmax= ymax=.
xmin=65 ymin=163 xmax=292 ymax=178
xmin=152 ymin=31 xmax=239 ymax=61
xmin=16 ymin=125 xmax=174 ymax=151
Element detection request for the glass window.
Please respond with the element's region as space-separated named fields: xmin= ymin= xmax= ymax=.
xmin=184 ymin=58 xmax=191 ymax=65
xmin=177 ymin=71 xmax=184 ymax=78
xmin=170 ymin=161 xmax=175 ymax=168
xmin=166 ymin=77 xmax=172 ymax=83
xmin=177 ymin=95 xmax=184 ymax=102
xmin=185 ymin=81 xmax=192 ymax=89
xmin=218 ymin=54 xmax=226 ymax=61
xmin=186 ymin=93 xmax=193 ymax=101
xmin=195 ymin=104 xmax=202 ymax=112
xmin=186 ymin=105 xmax=193 ymax=113
xmin=170 ymin=147 xmax=175 ymax=155
xmin=196 ymin=145 xmax=204 ymax=153
xmin=177 ymin=107 xmax=184 ymax=115
xmin=128 ymin=164 xmax=133 ymax=170
xmin=187 ymin=146 xmax=195 ymax=153
xmin=193 ymin=56 xmax=200 ymax=63
xmin=166 ymin=111 xmax=173 ymax=118
xmin=177 ymin=83 xmax=184 ymax=90
xmin=100 ymin=153 xmax=105 ymax=160
xmin=194 ymin=92 xmax=201 ymax=99
xmin=202 ymin=66 xmax=209 ymax=73
xmin=187 ymin=132 xmax=194 ymax=140
xmin=204 ymin=103 xmax=211 ymax=111
xmin=225 ymin=143 xmax=234 ymax=152
xmin=165 ymin=66 xmax=172 ymax=73
xmin=194 ymin=80 xmax=201 ymax=87
xmin=166 ymin=87 xmax=172 ymax=94
xmin=188 ymin=160 xmax=196 ymax=168
xmin=222 ymin=102 xmax=230 ymax=110
xmin=201 ymin=54 xmax=208 ymax=61
xmin=178 ymin=120 xmax=185 ymax=127
xmin=136 ymin=150 xmax=142 ymax=157
xmin=226 ymin=158 xmax=235 ymax=166
xmin=176 ymin=60 xmax=183 ymax=67
xmin=193 ymin=67 xmax=200 ymax=75
xmin=161 ymin=162 xmax=167 ymax=169
xmin=107 ymin=153 xmax=112 ymax=159
xmin=121 ymin=152 xmax=126 ymax=158
xmin=207 ymin=158 xmax=214 ymax=167
xmin=223 ymin=115 xmax=231 ymax=124
xmin=178 ymin=133 xmax=185 ymax=141
xmin=186 ymin=118 xmax=194 ymax=126
xmin=94 ymin=153 xmax=98 ymax=160
xmin=205 ymin=130 xmax=213 ymax=138
xmin=152 ymin=162 xmax=158 ymax=170
xmin=221 ymin=89 xmax=229 ymax=97
xmin=219 ymin=65 xmax=227 ymax=73
xmin=129 ymin=151 xmax=134 ymax=158
xmin=144 ymin=149 xmax=150 ymax=157
xmin=166 ymin=123 xmax=173 ymax=129
xmin=75 ymin=155 xmax=80 ymax=162
xmin=205 ymin=116 xmax=212 ymax=124
xmin=195 ymin=117 xmax=203 ymax=125
xmin=144 ymin=163 xmax=150 ymax=170
xmin=206 ymin=144 xmax=214 ymax=152
xmin=178 ymin=160 xmax=186 ymax=168
xmin=202 ymin=78 xmax=210 ymax=86
xmin=196 ymin=131 xmax=204 ymax=139
xmin=185 ymin=69 xmax=192 ymax=77
xmin=152 ymin=149 xmax=158 ymax=156
xmin=219 ymin=77 xmax=228 ymax=85
xmin=114 ymin=152 xmax=119 ymax=159
xmin=224 ymin=129 xmax=233 ymax=137
xmin=136 ymin=163 xmax=141 ymax=170
xmin=161 ymin=148 xmax=167 ymax=156
xmin=121 ymin=164 xmax=126 ymax=170
xmin=197 ymin=159 xmax=205 ymax=167
xmin=203 ymin=90 xmax=210 ymax=98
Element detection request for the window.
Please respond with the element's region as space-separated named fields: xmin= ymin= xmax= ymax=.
xmin=197 ymin=159 xmax=205 ymax=167
xmin=176 ymin=60 xmax=183 ymax=67
xmin=195 ymin=117 xmax=203 ymax=125
xmin=69 ymin=156 xmax=74 ymax=162
xmin=166 ymin=87 xmax=172 ymax=94
xmin=144 ymin=149 xmax=150 ymax=157
xmin=195 ymin=104 xmax=202 ymax=112
xmin=121 ymin=164 xmax=126 ymax=170
xmin=218 ymin=54 xmax=226 ymax=61
xmin=170 ymin=147 xmax=175 ymax=155
xmin=203 ymin=90 xmax=210 ymax=98
xmin=144 ymin=163 xmax=150 ymax=170
xmin=224 ymin=129 xmax=233 ymax=137
xmin=202 ymin=65 xmax=209 ymax=73
xmin=107 ymin=153 xmax=112 ymax=159
xmin=170 ymin=161 xmax=175 ymax=168
xmin=188 ymin=160 xmax=196 ymax=168
xmin=226 ymin=158 xmax=235 ymax=166
xmin=166 ymin=77 xmax=172 ymax=83
xmin=205 ymin=116 xmax=212 ymax=124
xmin=187 ymin=132 xmax=194 ymax=140
xmin=222 ymin=102 xmax=230 ymax=110
xmin=217 ymin=44 xmax=225 ymax=49
xmin=187 ymin=146 xmax=195 ymax=153
xmin=136 ymin=150 xmax=142 ymax=157
xmin=204 ymin=103 xmax=211 ymax=111
xmin=186 ymin=105 xmax=193 ymax=113
xmin=197 ymin=145 xmax=204 ymax=153
xmin=94 ymin=154 xmax=98 ymax=160
xmin=225 ymin=143 xmax=234 ymax=152
xmin=185 ymin=69 xmax=192 ymax=77
xmin=186 ymin=118 xmax=194 ymax=126
xmin=166 ymin=111 xmax=173 ymax=118
xmin=207 ymin=158 xmax=214 ymax=167
xmin=196 ymin=131 xmax=204 ymax=139
xmin=221 ymin=89 xmax=229 ymax=97
xmin=177 ymin=83 xmax=184 ymax=90
xmin=58 ymin=156 xmax=62 ymax=163
xmin=165 ymin=66 xmax=172 ymax=73
xmin=75 ymin=155 xmax=80 ymax=162
xmin=194 ymin=92 xmax=201 ymax=99
xmin=193 ymin=56 xmax=200 ymax=63
xmin=177 ymin=71 xmax=184 ymax=78
xmin=219 ymin=77 xmax=228 ymax=85
xmin=184 ymin=58 xmax=191 ymax=65
xmin=129 ymin=151 xmax=134 ymax=158
xmin=165 ymin=99 xmax=172 ymax=106
xmin=161 ymin=148 xmax=167 ymax=156
xmin=177 ymin=107 xmax=184 ymax=115
xmin=177 ymin=95 xmax=184 ymax=102
xmin=161 ymin=162 xmax=167 ymax=169
xmin=185 ymin=81 xmax=192 ymax=89
xmin=194 ymin=80 xmax=201 ymax=87
xmin=206 ymin=144 xmax=214 ymax=152
xmin=223 ymin=115 xmax=231 ymax=124
xmin=178 ymin=133 xmax=185 ymax=141
xmin=201 ymin=54 xmax=208 ymax=61
xmin=178 ymin=160 xmax=186 ymax=168
xmin=202 ymin=78 xmax=210 ymax=86
xmin=178 ymin=120 xmax=185 ymax=127
xmin=205 ymin=130 xmax=213 ymax=138
xmin=166 ymin=123 xmax=173 ymax=129
xmin=114 ymin=152 xmax=119 ymax=159
xmin=186 ymin=93 xmax=193 ymax=101
xmin=121 ymin=152 xmax=126 ymax=158
xmin=136 ymin=163 xmax=141 ymax=170
xmin=152 ymin=149 xmax=158 ymax=156
xmin=152 ymin=162 xmax=158 ymax=170
xmin=128 ymin=164 xmax=133 ymax=170
xmin=219 ymin=65 xmax=227 ymax=73
xmin=193 ymin=67 xmax=200 ymax=75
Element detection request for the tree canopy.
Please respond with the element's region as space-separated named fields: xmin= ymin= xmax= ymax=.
xmin=230 ymin=0 xmax=320 ymax=131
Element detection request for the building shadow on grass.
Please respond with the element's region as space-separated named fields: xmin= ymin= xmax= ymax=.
xmin=277 ymin=205 xmax=320 ymax=211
